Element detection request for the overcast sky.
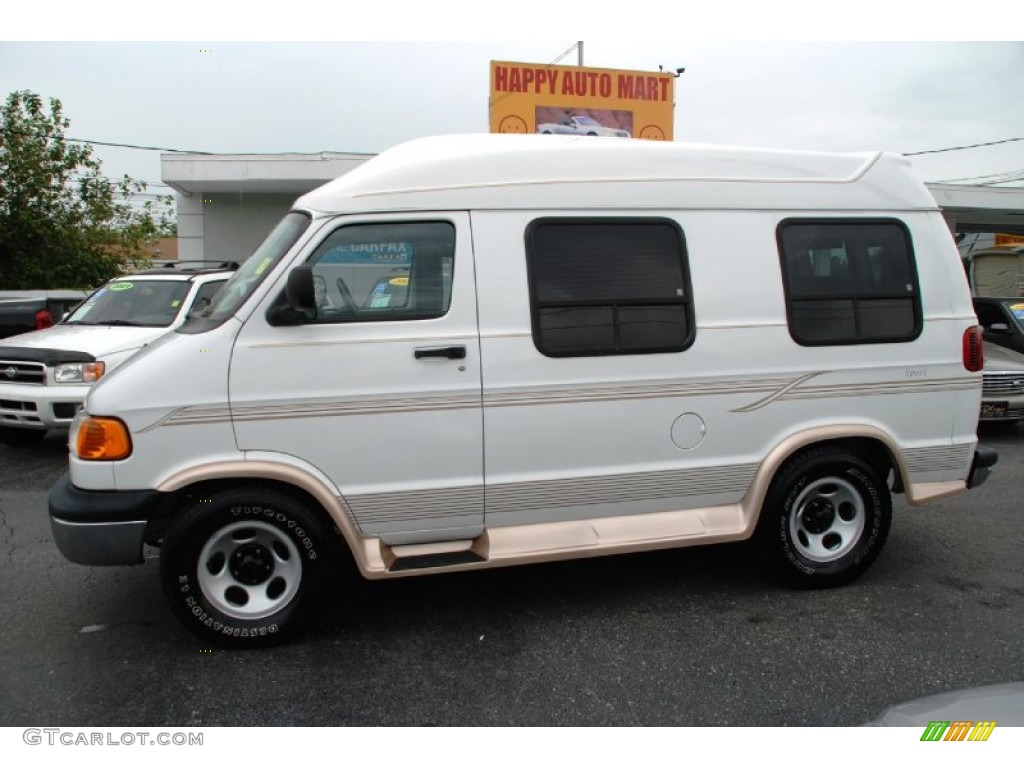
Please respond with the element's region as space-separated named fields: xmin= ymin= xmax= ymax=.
xmin=2 ymin=35 xmax=1022 ymax=195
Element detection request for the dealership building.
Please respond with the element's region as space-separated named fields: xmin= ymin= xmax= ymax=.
xmin=161 ymin=152 xmax=373 ymax=266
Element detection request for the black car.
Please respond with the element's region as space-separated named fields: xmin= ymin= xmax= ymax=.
xmin=973 ymin=296 xmax=1024 ymax=355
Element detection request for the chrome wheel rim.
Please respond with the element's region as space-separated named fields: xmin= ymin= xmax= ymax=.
xmin=789 ymin=477 xmax=866 ymax=563
xmin=197 ymin=521 xmax=302 ymax=620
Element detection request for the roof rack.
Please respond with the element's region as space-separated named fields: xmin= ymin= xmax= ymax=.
xmin=136 ymin=260 xmax=240 ymax=275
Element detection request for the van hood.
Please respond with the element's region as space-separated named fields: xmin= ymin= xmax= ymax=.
xmin=0 ymin=324 xmax=170 ymax=360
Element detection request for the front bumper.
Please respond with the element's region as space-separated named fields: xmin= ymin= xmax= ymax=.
xmin=0 ymin=381 xmax=90 ymax=430
xmin=48 ymin=472 xmax=162 ymax=565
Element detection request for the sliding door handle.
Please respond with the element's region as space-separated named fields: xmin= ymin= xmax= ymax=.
xmin=414 ymin=345 xmax=467 ymax=360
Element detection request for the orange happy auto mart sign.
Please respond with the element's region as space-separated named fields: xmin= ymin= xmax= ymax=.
xmin=489 ymin=60 xmax=675 ymax=141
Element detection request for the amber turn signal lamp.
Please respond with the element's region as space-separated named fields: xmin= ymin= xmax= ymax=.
xmin=76 ymin=417 xmax=133 ymax=461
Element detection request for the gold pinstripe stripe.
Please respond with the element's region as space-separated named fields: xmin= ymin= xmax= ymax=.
xmin=140 ymin=372 xmax=979 ymax=430
xmin=485 ymin=464 xmax=758 ymax=515
xmin=346 ymin=464 xmax=758 ymax=528
xmin=732 ymin=376 xmax=977 ymax=413
xmin=350 ymin=486 xmax=483 ymax=525
xmin=902 ymin=445 xmax=974 ymax=473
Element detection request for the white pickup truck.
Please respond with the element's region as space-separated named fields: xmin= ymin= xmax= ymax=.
xmin=0 ymin=264 xmax=233 ymax=447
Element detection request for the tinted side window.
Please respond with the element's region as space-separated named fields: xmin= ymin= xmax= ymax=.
xmin=306 ymin=221 xmax=455 ymax=323
xmin=778 ymin=219 xmax=921 ymax=345
xmin=526 ymin=219 xmax=694 ymax=357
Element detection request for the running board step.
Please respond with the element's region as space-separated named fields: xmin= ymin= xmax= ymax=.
xmin=388 ymin=550 xmax=487 ymax=572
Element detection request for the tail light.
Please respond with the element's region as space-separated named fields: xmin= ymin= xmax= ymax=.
xmin=962 ymin=326 xmax=984 ymax=372
xmin=34 ymin=308 xmax=53 ymax=330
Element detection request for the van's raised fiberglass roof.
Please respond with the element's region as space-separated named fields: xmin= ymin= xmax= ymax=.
xmin=297 ymin=134 xmax=939 ymax=214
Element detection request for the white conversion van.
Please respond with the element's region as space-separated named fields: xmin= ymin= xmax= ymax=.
xmin=48 ymin=135 xmax=996 ymax=647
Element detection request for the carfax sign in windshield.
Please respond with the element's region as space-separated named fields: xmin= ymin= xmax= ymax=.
xmin=489 ymin=60 xmax=675 ymax=141
xmin=319 ymin=242 xmax=413 ymax=265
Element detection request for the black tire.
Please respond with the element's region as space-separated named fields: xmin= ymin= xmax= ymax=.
xmin=753 ymin=446 xmax=891 ymax=588
xmin=586 ymin=131 xmax=598 ymax=136
xmin=0 ymin=426 xmax=47 ymax=447
xmin=159 ymin=487 xmax=338 ymax=648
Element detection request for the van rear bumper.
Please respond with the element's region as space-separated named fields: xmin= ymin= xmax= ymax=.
xmin=968 ymin=444 xmax=998 ymax=489
xmin=48 ymin=472 xmax=161 ymax=565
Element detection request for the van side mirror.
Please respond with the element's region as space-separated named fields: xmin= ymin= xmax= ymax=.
xmin=286 ymin=266 xmax=316 ymax=312
xmin=267 ymin=266 xmax=316 ymax=326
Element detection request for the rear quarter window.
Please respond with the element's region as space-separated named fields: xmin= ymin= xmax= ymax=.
xmin=777 ymin=219 xmax=922 ymax=346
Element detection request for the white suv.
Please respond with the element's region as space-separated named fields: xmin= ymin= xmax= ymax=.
xmin=0 ymin=263 xmax=234 ymax=447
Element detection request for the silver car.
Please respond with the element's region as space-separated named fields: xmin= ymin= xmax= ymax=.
xmin=981 ymin=343 xmax=1024 ymax=423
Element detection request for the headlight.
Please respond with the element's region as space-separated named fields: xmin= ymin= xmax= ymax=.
xmin=54 ymin=362 xmax=105 ymax=383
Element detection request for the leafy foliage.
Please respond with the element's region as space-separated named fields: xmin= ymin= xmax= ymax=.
xmin=0 ymin=90 xmax=175 ymax=289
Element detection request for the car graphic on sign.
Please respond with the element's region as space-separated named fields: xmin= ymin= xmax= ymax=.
xmin=537 ymin=116 xmax=630 ymax=138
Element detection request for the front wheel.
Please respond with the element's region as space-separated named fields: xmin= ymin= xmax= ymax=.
xmin=159 ymin=487 xmax=338 ymax=647
xmin=753 ymin=447 xmax=891 ymax=588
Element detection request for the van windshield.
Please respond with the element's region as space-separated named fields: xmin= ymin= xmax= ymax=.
xmin=199 ymin=211 xmax=311 ymax=323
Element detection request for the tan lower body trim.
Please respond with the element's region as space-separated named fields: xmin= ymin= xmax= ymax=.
xmin=157 ymin=425 xmax=972 ymax=580
xmin=905 ymin=480 xmax=967 ymax=505
xmin=371 ymin=503 xmax=749 ymax=579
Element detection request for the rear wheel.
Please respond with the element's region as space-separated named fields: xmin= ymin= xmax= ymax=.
xmin=160 ymin=487 xmax=338 ymax=647
xmin=754 ymin=446 xmax=891 ymax=588
xmin=0 ymin=427 xmax=47 ymax=447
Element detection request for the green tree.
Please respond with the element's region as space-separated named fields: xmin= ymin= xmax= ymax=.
xmin=0 ymin=90 xmax=175 ymax=289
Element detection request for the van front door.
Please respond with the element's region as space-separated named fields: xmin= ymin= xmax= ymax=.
xmin=229 ymin=213 xmax=483 ymax=545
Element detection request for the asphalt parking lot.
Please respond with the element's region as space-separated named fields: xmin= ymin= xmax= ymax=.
xmin=1 ymin=424 xmax=1022 ymax=727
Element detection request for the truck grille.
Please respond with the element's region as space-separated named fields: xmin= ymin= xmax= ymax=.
xmin=0 ymin=360 xmax=45 ymax=385
xmin=982 ymin=372 xmax=1024 ymax=396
